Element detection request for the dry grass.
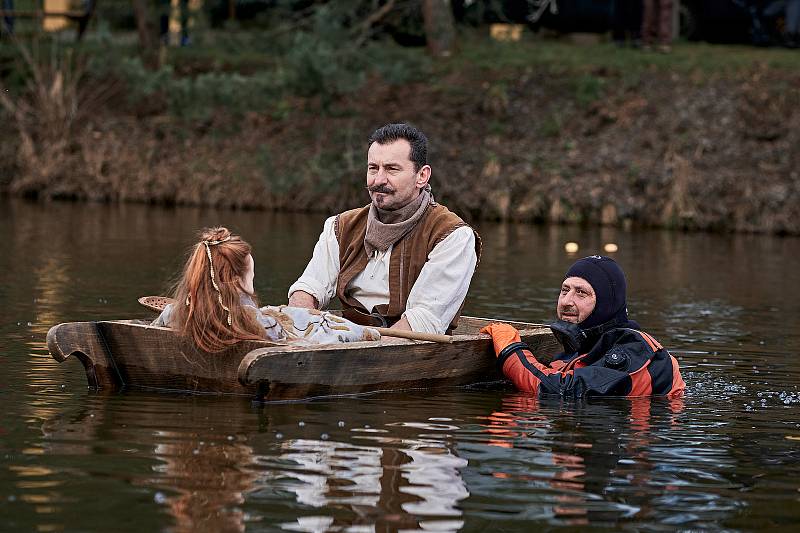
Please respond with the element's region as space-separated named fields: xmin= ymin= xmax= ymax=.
xmin=0 ymin=38 xmax=119 ymax=197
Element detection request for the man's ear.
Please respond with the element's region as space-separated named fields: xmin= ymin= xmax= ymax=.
xmin=416 ymin=165 xmax=432 ymax=189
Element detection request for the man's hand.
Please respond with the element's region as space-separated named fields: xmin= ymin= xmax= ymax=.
xmin=389 ymin=316 xmax=413 ymax=332
xmin=480 ymin=323 xmax=522 ymax=356
xmin=288 ymin=290 xmax=318 ymax=309
xmin=378 ymin=315 xmax=414 ymax=342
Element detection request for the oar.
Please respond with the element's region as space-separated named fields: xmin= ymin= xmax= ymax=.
xmin=373 ymin=327 xmax=452 ymax=343
xmin=137 ymin=296 xmax=453 ymax=343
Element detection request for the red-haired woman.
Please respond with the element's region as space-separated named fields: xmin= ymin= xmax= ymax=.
xmin=152 ymin=227 xmax=379 ymax=352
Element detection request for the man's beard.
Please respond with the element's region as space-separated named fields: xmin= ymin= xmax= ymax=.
xmin=367 ymin=185 xmax=398 ymax=210
xmin=558 ymin=305 xmax=580 ymax=323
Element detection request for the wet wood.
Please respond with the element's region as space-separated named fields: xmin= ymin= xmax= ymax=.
xmin=48 ymin=320 xmax=277 ymax=395
xmin=46 ymin=317 xmax=560 ymax=400
xmin=374 ymin=327 xmax=452 ymax=343
xmin=240 ymin=319 xmax=558 ymax=401
xmin=47 ymin=321 xmax=112 ymax=389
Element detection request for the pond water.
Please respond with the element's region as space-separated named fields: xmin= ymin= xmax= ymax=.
xmin=1 ymin=198 xmax=799 ymax=532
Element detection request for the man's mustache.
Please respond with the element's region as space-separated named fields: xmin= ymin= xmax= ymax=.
xmin=367 ymin=185 xmax=395 ymax=194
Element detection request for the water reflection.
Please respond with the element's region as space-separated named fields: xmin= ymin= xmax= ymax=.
xmin=461 ymin=393 xmax=745 ymax=528
xmin=262 ymin=409 xmax=473 ymax=531
xmin=149 ymin=436 xmax=258 ymax=533
xmin=272 ymin=437 xmax=467 ymax=532
xmin=23 ymin=381 xmax=799 ymax=532
xmin=36 ymin=395 xmax=473 ymax=532
xmin=37 ymin=396 xmax=263 ymax=532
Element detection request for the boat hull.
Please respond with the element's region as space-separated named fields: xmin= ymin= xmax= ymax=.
xmin=46 ymin=317 xmax=559 ymax=400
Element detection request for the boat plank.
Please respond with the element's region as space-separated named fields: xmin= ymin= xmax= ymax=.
xmin=47 ymin=321 xmax=119 ymax=389
xmin=46 ymin=317 xmax=559 ymax=399
xmin=239 ymin=326 xmax=559 ymax=401
xmin=96 ymin=321 xmax=279 ymax=395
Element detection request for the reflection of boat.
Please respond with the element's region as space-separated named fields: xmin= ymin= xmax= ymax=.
xmin=40 ymin=396 xmax=263 ymax=533
xmin=274 ymin=437 xmax=469 ymax=531
xmin=46 ymin=317 xmax=558 ymax=400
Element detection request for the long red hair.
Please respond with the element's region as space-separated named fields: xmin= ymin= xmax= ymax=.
xmin=169 ymin=227 xmax=266 ymax=352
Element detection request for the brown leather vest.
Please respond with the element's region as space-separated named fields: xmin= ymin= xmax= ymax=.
xmin=334 ymin=203 xmax=481 ymax=332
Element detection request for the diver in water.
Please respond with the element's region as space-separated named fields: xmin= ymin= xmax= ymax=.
xmin=482 ymin=256 xmax=685 ymax=398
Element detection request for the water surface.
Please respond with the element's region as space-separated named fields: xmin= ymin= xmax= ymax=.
xmin=1 ymin=199 xmax=799 ymax=531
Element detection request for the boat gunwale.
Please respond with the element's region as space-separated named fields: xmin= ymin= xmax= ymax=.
xmin=47 ymin=316 xmax=556 ymax=398
xmin=112 ymin=315 xmax=549 ymax=354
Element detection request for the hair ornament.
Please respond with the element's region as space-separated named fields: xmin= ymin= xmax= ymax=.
xmin=203 ymin=240 xmax=232 ymax=326
xmin=204 ymin=235 xmax=231 ymax=246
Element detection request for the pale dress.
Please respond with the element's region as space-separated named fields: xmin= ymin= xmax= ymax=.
xmin=151 ymin=294 xmax=379 ymax=344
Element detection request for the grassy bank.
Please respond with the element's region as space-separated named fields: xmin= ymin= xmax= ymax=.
xmin=2 ymin=31 xmax=799 ymax=234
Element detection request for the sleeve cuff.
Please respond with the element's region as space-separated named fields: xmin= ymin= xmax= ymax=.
xmin=403 ymin=308 xmax=446 ymax=335
xmin=288 ymin=279 xmax=329 ymax=309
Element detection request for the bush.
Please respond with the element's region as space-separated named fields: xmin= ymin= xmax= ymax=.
xmin=89 ymin=55 xmax=285 ymax=118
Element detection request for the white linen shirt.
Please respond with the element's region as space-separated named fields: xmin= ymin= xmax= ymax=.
xmin=288 ymin=215 xmax=477 ymax=334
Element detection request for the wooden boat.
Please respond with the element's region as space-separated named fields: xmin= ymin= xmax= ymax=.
xmin=46 ymin=317 xmax=559 ymax=401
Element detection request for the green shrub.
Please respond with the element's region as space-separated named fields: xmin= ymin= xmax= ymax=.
xmin=90 ymin=55 xmax=284 ymax=119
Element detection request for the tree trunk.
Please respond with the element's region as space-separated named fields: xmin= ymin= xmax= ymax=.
xmin=422 ymin=0 xmax=456 ymax=58
xmin=131 ymin=0 xmax=159 ymax=68
xmin=76 ymin=0 xmax=98 ymax=41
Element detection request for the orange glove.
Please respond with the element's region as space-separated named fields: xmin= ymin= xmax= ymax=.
xmin=480 ymin=323 xmax=522 ymax=356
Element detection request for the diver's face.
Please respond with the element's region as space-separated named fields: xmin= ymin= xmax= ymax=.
xmin=557 ymin=277 xmax=596 ymax=324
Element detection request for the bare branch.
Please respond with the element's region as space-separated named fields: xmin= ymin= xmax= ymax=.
xmin=355 ymin=0 xmax=397 ymax=47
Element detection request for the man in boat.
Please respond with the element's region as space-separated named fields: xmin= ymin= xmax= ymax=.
xmin=481 ymin=256 xmax=685 ymax=397
xmin=288 ymin=123 xmax=480 ymax=335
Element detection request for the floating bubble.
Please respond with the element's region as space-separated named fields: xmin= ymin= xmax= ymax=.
xmin=603 ymin=243 xmax=619 ymax=253
xmin=154 ymin=492 xmax=167 ymax=504
xmin=298 ymin=421 xmax=305 ymax=427
xmin=320 ymin=433 xmax=329 ymax=440
xmin=565 ymin=242 xmax=579 ymax=253
xmin=338 ymin=421 xmax=345 ymax=427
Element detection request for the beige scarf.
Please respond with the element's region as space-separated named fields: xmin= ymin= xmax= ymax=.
xmin=364 ymin=186 xmax=434 ymax=257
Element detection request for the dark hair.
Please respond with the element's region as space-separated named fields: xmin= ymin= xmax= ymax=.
xmin=368 ymin=123 xmax=428 ymax=172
